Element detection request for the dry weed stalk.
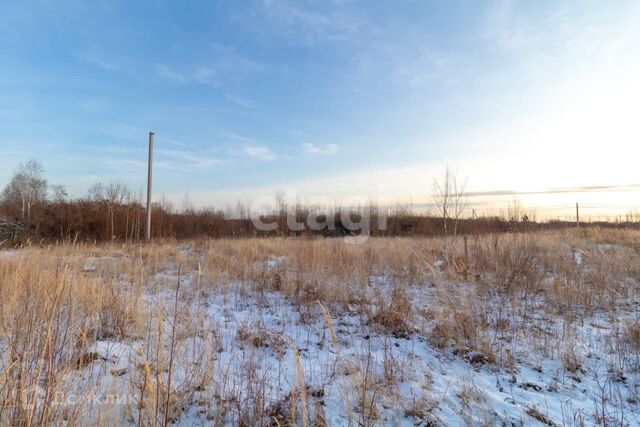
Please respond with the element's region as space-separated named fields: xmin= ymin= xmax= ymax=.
xmin=0 ymin=228 xmax=639 ymax=425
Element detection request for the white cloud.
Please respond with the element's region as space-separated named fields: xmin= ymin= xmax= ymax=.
xmin=237 ymin=0 xmax=363 ymax=46
xmin=226 ymin=94 xmax=255 ymax=109
xmin=302 ymin=142 xmax=338 ymax=155
xmin=243 ymin=145 xmax=275 ymax=160
xmin=156 ymin=64 xmax=187 ymax=83
xmin=220 ymin=130 xmax=261 ymax=145
xmin=156 ymin=65 xmax=220 ymax=85
xmin=102 ymin=143 xmax=222 ymax=173
xmin=484 ymin=0 xmax=539 ymax=53
xmin=157 ymin=148 xmax=222 ymax=169
xmin=157 ymin=55 xmax=263 ymax=86
xmin=209 ymin=42 xmax=267 ymax=73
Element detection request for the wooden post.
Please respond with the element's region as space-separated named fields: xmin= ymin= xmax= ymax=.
xmin=463 ymin=235 xmax=469 ymax=280
xmin=146 ymin=132 xmax=154 ymax=241
xmin=576 ymin=203 xmax=579 ymax=228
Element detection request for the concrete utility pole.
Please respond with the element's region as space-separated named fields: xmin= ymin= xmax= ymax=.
xmin=146 ymin=131 xmax=155 ymax=241
xmin=576 ymin=203 xmax=580 ymax=228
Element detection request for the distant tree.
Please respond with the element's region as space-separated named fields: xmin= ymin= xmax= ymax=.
xmin=51 ymin=184 xmax=68 ymax=202
xmin=1 ymin=160 xmax=48 ymax=222
xmin=87 ymin=182 xmax=106 ymax=202
xmin=432 ymin=166 xmax=467 ymax=239
xmin=86 ymin=181 xmax=131 ymax=240
xmin=505 ymin=199 xmax=524 ymax=223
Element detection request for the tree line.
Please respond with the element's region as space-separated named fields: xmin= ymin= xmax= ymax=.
xmin=0 ymin=160 xmax=228 ymax=242
xmin=1 ymin=160 xmax=627 ymax=244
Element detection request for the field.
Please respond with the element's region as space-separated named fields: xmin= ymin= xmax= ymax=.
xmin=1 ymin=229 xmax=640 ymax=426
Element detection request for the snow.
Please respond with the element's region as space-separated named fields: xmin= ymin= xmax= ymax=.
xmin=573 ymin=247 xmax=584 ymax=266
xmin=0 ymin=250 xmax=18 ymax=258
xmin=35 ymin=248 xmax=640 ymax=426
xmin=266 ymin=255 xmax=286 ymax=269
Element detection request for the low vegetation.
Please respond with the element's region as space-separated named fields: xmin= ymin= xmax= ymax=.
xmin=1 ymin=228 xmax=639 ymax=425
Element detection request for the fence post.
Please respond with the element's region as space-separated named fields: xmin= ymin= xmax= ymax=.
xmin=464 ymin=235 xmax=469 ymax=280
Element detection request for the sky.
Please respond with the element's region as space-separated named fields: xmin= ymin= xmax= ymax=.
xmin=1 ymin=0 xmax=639 ymax=218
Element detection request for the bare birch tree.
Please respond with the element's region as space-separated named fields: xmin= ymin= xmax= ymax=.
xmin=433 ymin=166 xmax=467 ymax=239
xmin=1 ymin=160 xmax=48 ymax=222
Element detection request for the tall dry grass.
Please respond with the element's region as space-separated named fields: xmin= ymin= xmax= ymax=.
xmin=0 ymin=227 xmax=638 ymax=425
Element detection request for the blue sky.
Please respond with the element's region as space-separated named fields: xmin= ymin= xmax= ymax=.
xmin=1 ymin=0 xmax=639 ymax=215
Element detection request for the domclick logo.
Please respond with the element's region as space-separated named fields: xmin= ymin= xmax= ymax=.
xmin=20 ymin=386 xmax=136 ymax=411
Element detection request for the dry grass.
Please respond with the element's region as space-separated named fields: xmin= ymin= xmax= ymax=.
xmin=0 ymin=227 xmax=639 ymax=425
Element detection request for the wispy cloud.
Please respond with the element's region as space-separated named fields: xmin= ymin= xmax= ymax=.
xmin=100 ymin=145 xmax=142 ymax=155
xmin=209 ymin=42 xmax=266 ymax=73
xmin=217 ymin=131 xmax=279 ymax=159
xmin=243 ymin=145 xmax=275 ymax=160
xmin=226 ymin=94 xmax=255 ymax=109
xmin=482 ymin=0 xmax=640 ymax=59
xmin=157 ymin=148 xmax=222 ymax=169
xmin=236 ymin=0 xmax=363 ymax=46
xmin=484 ymin=0 xmax=539 ymax=53
xmin=156 ymin=64 xmax=187 ymax=83
xmin=77 ymin=51 xmax=122 ymax=71
xmin=193 ymin=67 xmax=217 ymax=84
xmin=220 ymin=130 xmax=260 ymax=144
xmin=155 ymin=64 xmax=220 ymax=85
xmin=465 ymin=184 xmax=640 ymax=198
xmin=302 ymin=142 xmax=338 ymax=155
xmin=103 ymin=158 xmax=147 ymax=172
xmin=155 ymin=43 xmax=264 ymax=86
xmin=102 ymin=144 xmax=221 ymax=172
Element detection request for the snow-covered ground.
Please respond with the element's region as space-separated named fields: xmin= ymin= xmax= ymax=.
xmin=86 ymin=291 xmax=640 ymax=425
xmin=6 ymin=238 xmax=640 ymax=426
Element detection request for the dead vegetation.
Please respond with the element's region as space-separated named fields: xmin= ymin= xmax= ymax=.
xmin=0 ymin=227 xmax=639 ymax=425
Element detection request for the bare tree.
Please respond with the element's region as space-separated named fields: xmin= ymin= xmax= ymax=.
xmin=236 ymin=201 xmax=247 ymax=220
xmin=105 ymin=182 xmax=130 ymax=240
xmin=51 ymin=184 xmax=68 ymax=202
xmin=505 ymin=198 xmax=524 ymax=223
xmin=1 ymin=160 xmax=48 ymax=221
xmin=275 ymin=190 xmax=287 ymax=235
xmin=87 ymin=182 xmax=106 ymax=202
xmin=86 ymin=181 xmax=131 ymax=239
xmin=432 ymin=166 xmax=467 ymax=239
